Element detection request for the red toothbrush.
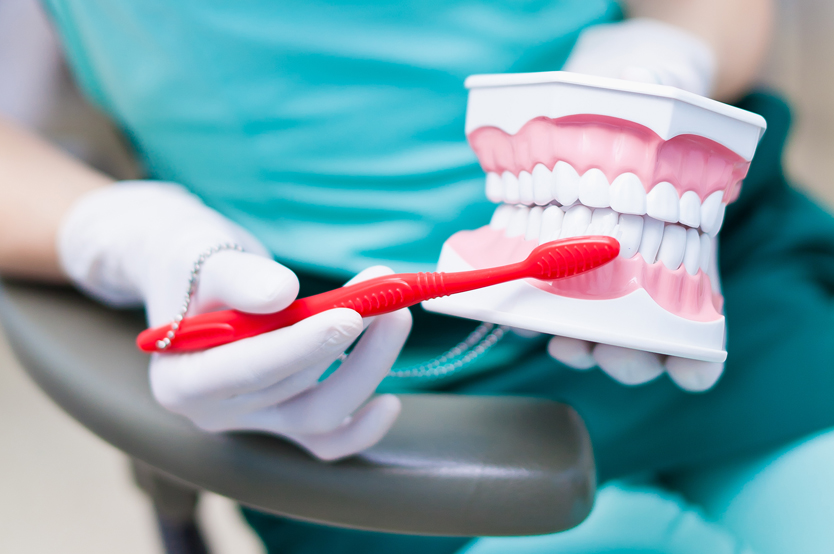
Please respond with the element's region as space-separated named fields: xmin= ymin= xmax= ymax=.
xmin=137 ymin=236 xmax=619 ymax=353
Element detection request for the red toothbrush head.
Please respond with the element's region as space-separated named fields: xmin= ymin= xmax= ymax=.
xmin=524 ymin=236 xmax=620 ymax=280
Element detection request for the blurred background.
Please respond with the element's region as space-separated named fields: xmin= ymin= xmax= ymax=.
xmin=0 ymin=0 xmax=832 ymax=552
xmin=764 ymin=0 xmax=834 ymax=209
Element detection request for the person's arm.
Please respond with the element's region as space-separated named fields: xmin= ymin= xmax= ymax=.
xmin=0 ymin=116 xmax=112 ymax=281
xmin=0 ymin=115 xmax=410 ymax=461
xmin=624 ymin=0 xmax=774 ymax=101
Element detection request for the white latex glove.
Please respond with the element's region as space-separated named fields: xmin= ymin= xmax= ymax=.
xmin=548 ymin=19 xmax=722 ymax=392
xmin=58 ymin=182 xmax=411 ymax=460
xmin=563 ymin=18 xmax=716 ymax=97
xmin=547 ymin=336 xmax=723 ymax=392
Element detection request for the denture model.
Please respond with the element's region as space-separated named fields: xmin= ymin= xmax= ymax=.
xmin=423 ymin=71 xmax=767 ymax=363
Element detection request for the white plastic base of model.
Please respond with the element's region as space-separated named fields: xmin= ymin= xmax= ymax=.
xmin=464 ymin=71 xmax=766 ymax=161
xmin=422 ymin=243 xmax=727 ymax=363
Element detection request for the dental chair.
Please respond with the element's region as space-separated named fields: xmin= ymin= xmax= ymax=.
xmin=0 ymin=278 xmax=595 ymax=554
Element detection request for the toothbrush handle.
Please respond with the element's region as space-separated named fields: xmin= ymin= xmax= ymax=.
xmin=136 ymin=268 xmax=522 ymax=354
xmin=136 ymin=236 xmax=619 ymax=354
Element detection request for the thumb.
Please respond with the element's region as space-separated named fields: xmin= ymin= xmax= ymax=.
xmin=287 ymin=394 xmax=402 ymax=461
xmin=665 ymin=357 xmax=724 ymax=392
xmin=193 ymin=250 xmax=299 ymax=314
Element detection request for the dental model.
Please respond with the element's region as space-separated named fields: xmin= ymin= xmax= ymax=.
xmin=423 ymin=71 xmax=767 ymax=363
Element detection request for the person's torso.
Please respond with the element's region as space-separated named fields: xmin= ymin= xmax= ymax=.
xmin=43 ymin=0 xmax=621 ymax=277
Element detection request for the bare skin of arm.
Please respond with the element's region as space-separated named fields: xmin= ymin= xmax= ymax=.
xmin=0 ymin=117 xmax=112 ymax=281
xmin=625 ymin=0 xmax=774 ymax=101
xmin=0 ymin=0 xmax=773 ymax=282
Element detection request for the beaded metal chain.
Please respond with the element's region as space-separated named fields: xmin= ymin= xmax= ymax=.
xmin=155 ymin=242 xmax=244 ymax=351
xmin=337 ymin=321 xmax=510 ymax=380
xmin=387 ymin=322 xmax=509 ymax=379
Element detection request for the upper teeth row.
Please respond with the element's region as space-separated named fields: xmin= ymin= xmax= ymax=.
xmin=490 ymin=203 xmax=714 ymax=276
xmin=485 ymin=162 xmax=727 ymax=235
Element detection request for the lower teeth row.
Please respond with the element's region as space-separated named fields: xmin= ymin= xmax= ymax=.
xmin=490 ymin=203 xmax=713 ymax=276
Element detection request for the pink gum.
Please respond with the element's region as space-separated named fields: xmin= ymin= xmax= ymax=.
xmin=468 ymin=115 xmax=751 ymax=204
xmin=447 ymin=226 xmax=723 ymax=322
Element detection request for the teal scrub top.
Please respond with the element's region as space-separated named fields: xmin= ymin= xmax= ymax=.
xmin=42 ymin=0 xmax=621 ymax=279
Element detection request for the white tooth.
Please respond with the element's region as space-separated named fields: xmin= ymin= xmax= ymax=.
xmin=518 ymin=171 xmax=534 ymax=205
xmin=657 ymin=224 xmax=687 ymax=270
xmin=588 ymin=207 xmax=618 ymax=236
xmin=700 ymin=191 xmax=726 ymax=236
xmin=485 ymin=172 xmax=504 ymax=203
xmin=578 ymin=168 xmax=610 ymax=208
xmin=503 ymin=171 xmax=520 ymax=204
xmin=711 ymin=204 xmax=726 ymax=237
xmin=683 ymin=228 xmax=701 ymax=275
xmin=551 ymin=161 xmax=580 ymax=206
xmin=506 ymin=205 xmax=530 ymax=237
xmin=679 ymin=191 xmax=701 ymax=227
xmin=539 ymin=205 xmax=565 ymax=244
xmin=525 ymin=206 xmax=543 ymax=241
xmin=639 ymin=215 xmax=664 ymax=264
xmin=699 ymin=233 xmax=712 ymax=275
xmin=559 ymin=204 xmax=592 ymax=239
xmin=507 ymin=206 xmax=530 ymax=237
xmin=532 ymin=163 xmax=553 ymax=206
xmin=646 ymin=182 xmax=680 ymax=223
xmin=609 ymin=173 xmax=647 ymax=215
xmin=489 ymin=204 xmax=514 ymax=230
xmin=616 ymin=214 xmax=643 ymax=258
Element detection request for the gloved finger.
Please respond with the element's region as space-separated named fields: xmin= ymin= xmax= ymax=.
xmin=197 ymin=267 xmax=406 ymax=427
xmin=203 ymin=360 xmax=334 ymax=424
xmin=291 ymin=307 xmax=411 ymax=433
xmin=665 ymin=357 xmax=724 ymax=392
xmin=342 ymin=265 xmax=397 ymax=329
xmin=191 ymin=264 xmax=391 ymax=404
xmin=283 ymin=394 xmax=402 ymax=461
xmin=150 ymin=308 xmax=363 ymax=406
xmin=547 ymin=336 xmax=596 ymax=370
xmin=592 ymin=344 xmax=665 ymax=385
xmin=259 ymin=306 xmax=411 ymax=436
xmin=192 ymin=250 xmax=299 ymax=314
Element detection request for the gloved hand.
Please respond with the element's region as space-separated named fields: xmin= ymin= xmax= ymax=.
xmin=58 ymin=182 xmax=411 ymax=460
xmin=548 ymin=18 xmax=722 ymax=392
xmin=563 ymin=18 xmax=716 ymax=97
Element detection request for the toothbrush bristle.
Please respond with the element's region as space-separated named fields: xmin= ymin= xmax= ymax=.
xmin=529 ymin=237 xmax=619 ymax=280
